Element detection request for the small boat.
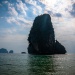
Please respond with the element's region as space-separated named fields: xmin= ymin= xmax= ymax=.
xmin=21 ymin=52 xmax=26 ymax=54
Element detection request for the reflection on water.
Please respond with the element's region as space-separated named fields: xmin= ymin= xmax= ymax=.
xmin=0 ymin=54 xmax=75 ymax=75
xmin=28 ymin=55 xmax=55 ymax=75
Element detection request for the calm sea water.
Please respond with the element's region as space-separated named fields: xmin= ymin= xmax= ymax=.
xmin=0 ymin=53 xmax=75 ymax=75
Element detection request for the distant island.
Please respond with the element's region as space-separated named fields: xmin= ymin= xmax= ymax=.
xmin=0 ymin=48 xmax=14 ymax=53
xmin=28 ymin=14 xmax=67 ymax=55
xmin=9 ymin=50 xmax=14 ymax=53
xmin=0 ymin=48 xmax=8 ymax=53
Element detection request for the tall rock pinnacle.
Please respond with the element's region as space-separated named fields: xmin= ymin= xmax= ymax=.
xmin=28 ymin=14 xmax=66 ymax=55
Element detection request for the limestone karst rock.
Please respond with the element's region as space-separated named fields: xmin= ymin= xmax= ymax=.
xmin=0 ymin=48 xmax=8 ymax=53
xmin=55 ymin=40 xmax=66 ymax=54
xmin=28 ymin=14 xmax=66 ymax=55
xmin=9 ymin=50 xmax=14 ymax=53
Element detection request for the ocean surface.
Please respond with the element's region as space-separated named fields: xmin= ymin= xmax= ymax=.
xmin=0 ymin=53 xmax=75 ymax=75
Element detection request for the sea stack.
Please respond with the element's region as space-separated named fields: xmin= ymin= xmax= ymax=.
xmin=0 ymin=48 xmax=8 ymax=53
xmin=9 ymin=50 xmax=14 ymax=53
xmin=28 ymin=14 xmax=66 ymax=55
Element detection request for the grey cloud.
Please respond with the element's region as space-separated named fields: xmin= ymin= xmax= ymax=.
xmin=47 ymin=11 xmax=53 ymax=15
xmin=70 ymin=3 xmax=75 ymax=17
xmin=53 ymin=13 xmax=62 ymax=17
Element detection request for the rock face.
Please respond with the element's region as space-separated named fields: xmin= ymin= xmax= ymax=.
xmin=28 ymin=14 xmax=66 ymax=55
xmin=9 ymin=50 xmax=14 ymax=53
xmin=55 ymin=40 xmax=66 ymax=54
xmin=0 ymin=48 xmax=8 ymax=53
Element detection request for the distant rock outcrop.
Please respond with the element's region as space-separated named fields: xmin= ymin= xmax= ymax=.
xmin=28 ymin=14 xmax=66 ymax=55
xmin=9 ymin=50 xmax=14 ymax=53
xmin=0 ymin=48 xmax=8 ymax=53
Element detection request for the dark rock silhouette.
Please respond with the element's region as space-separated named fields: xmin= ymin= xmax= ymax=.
xmin=28 ymin=14 xmax=66 ymax=55
xmin=0 ymin=48 xmax=8 ymax=53
xmin=21 ymin=52 xmax=26 ymax=54
xmin=55 ymin=40 xmax=66 ymax=54
xmin=9 ymin=50 xmax=14 ymax=53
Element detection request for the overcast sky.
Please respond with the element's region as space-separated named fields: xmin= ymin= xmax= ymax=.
xmin=0 ymin=0 xmax=75 ymax=53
